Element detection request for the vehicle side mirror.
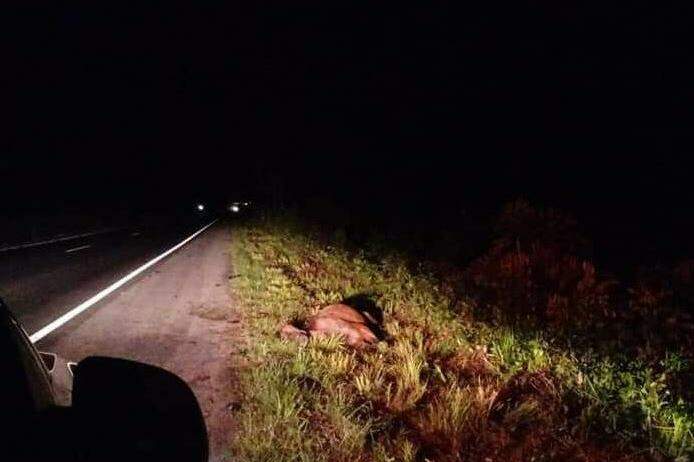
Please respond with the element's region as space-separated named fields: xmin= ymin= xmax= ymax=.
xmin=72 ymin=356 xmax=208 ymax=462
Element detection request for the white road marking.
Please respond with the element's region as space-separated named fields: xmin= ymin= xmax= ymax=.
xmin=0 ymin=228 xmax=122 ymax=252
xmin=30 ymin=219 xmax=218 ymax=343
xmin=65 ymin=244 xmax=92 ymax=253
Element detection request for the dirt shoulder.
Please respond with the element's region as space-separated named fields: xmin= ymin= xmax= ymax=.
xmin=38 ymin=222 xmax=245 ymax=461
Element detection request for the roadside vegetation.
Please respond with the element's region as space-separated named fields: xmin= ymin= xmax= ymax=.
xmin=229 ymin=202 xmax=693 ymax=461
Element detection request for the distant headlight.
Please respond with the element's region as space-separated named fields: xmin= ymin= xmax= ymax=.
xmin=197 ymin=204 xmax=205 ymax=211
xmin=230 ymin=205 xmax=240 ymax=213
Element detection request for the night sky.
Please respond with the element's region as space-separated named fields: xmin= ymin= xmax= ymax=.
xmin=4 ymin=3 xmax=694 ymax=265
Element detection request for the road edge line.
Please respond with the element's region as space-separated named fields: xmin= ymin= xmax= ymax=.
xmin=29 ymin=219 xmax=218 ymax=343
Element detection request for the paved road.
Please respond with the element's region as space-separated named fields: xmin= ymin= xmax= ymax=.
xmin=0 ymin=217 xmax=210 ymax=334
xmin=0 ymin=217 xmax=242 ymax=461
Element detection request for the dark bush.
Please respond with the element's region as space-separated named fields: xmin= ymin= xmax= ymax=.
xmin=467 ymin=200 xmax=616 ymax=327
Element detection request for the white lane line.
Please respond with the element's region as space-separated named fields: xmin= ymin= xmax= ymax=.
xmin=30 ymin=219 xmax=218 ymax=343
xmin=0 ymin=227 xmax=122 ymax=253
xmin=65 ymin=244 xmax=92 ymax=253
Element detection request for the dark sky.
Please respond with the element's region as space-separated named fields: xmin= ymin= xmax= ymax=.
xmin=4 ymin=2 xmax=694 ymax=258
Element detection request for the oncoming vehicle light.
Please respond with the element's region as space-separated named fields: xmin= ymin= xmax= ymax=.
xmin=230 ymin=205 xmax=240 ymax=213
xmin=197 ymin=204 xmax=205 ymax=211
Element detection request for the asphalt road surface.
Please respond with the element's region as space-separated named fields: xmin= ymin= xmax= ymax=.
xmin=0 ymin=217 xmax=242 ymax=461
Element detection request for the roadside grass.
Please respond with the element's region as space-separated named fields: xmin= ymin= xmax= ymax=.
xmin=229 ymin=217 xmax=693 ymax=461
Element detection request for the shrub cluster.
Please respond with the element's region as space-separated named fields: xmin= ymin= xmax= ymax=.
xmin=466 ymin=199 xmax=616 ymax=328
